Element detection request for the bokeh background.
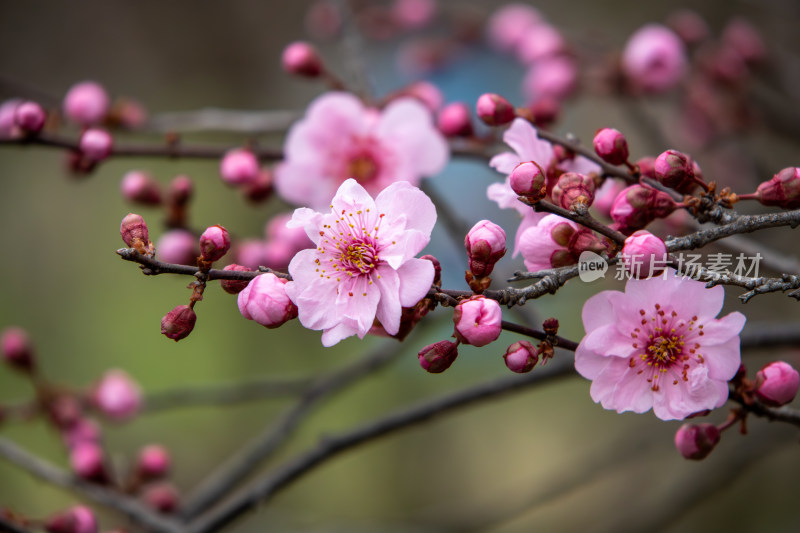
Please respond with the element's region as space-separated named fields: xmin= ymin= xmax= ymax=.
xmin=1 ymin=0 xmax=799 ymax=531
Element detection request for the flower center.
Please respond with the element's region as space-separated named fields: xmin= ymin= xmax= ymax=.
xmin=628 ymin=303 xmax=704 ymax=391
xmin=342 ymin=239 xmax=378 ymax=274
xmin=347 ymin=154 xmax=380 ymax=183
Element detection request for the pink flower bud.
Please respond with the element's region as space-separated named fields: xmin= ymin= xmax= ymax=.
xmin=156 ymin=230 xmax=199 ymax=266
xmin=62 ymin=418 xmax=101 ymax=449
xmin=220 ymin=264 xmax=253 ymax=294
xmin=421 ymin=254 xmax=441 ymax=286
xmin=654 ymin=149 xmax=698 ymax=193
xmin=636 ymin=156 xmax=657 ymax=179
xmin=391 ymin=0 xmax=436 ymax=30
xmin=199 ymin=225 xmax=231 ymax=262
xmin=418 ymin=340 xmax=459 ymax=373
xmin=1 ymin=326 xmax=35 ymax=371
xmin=112 ymin=97 xmax=148 ymax=129
xmin=437 ymin=102 xmax=473 ymax=137
xmin=755 ymin=361 xmax=799 ymax=407
xmin=243 ymin=169 xmax=273 ymax=203
xmin=721 ymin=18 xmax=766 ymax=65
xmin=93 ymin=369 xmax=141 ymax=420
xmin=622 ymin=24 xmax=687 ymax=93
xmin=238 ymin=273 xmax=298 ymax=328
xmin=510 ymin=161 xmax=547 ymax=201
xmin=402 ymin=80 xmax=443 ymax=112
xmin=621 ymin=230 xmax=669 ymax=279
xmin=45 ymin=506 xmax=98 ymax=533
xmin=453 ymin=296 xmax=503 ymax=347
xmin=593 ymin=128 xmax=629 ymax=166
xmin=666 ymin=9 xmax=710 ymax=46
xmin=0 ymin=99 xmax=22 ymax=139
xmin=522 ymin=56 xmax=578 ymax=103
xmin=486 ymin=3 xmax=542 ymax=53
xmin=120 ymin=213 xmax=149 ymax=247
xmin=220 ymin=148 xmax=259 ymax=186
xmin=610 ymin=185 xmax=678 ymax=233
xmin=282 ymin=41 xmax=324 ymax=77
xmin=79 ymin=128 xmax=113 ymax=161
xmin=465 ymin=220 xmax=507 ymax=277
xmin=528 ymin=97 xmax=560 ymax=127
xmin=48 ymin=394 xmax=84 ymax=429
xmin=137 ymin=444 xmax=170 ymax=480
xmin=120 ymin=170 xmax=162 ymax=205
xmin=674 ymin=423 xmax=720 ymax=460
xmin=70 ymin=442 xmax=107 ymax=482
xmin=235 ymin=239 xmax=267 ymax=269
xmin=503 ymin=341 xmax=538 ymax=373
xmin=143 ymin=482 xmax=180 ymax=513
xmin=63 ymin=81 xmax=110 ymax=126
xmin=476 ymin=93 xmax=515 ymax=126
xmin=14 ymin=101 xmax=46 ymax=133
xmin=551 ymin=172 xmax=596 ymax=210
xmin=161 ymin=305 xmax=197 ymax=341
xmin=168 ymin=175 xmax=193 ymax=206
xmin=754 ymin=167 xmax=800 ymax=209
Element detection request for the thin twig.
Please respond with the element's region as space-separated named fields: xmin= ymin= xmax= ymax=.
xmin=180 ymin=336 xmax=409 ymax=519
xmin=533 ymin=200 xmax=627 ymax=244
xmin=186 ymin=357 xmax=577 ymax=533
xmin=0 ymin=438 xmax=184 ymax=533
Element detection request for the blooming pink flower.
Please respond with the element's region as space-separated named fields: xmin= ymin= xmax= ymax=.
xmin=93 ymin=369 xmax=142 ymax=420
xmin=453 ymin=296 xmax=503 ymax=347
xmin=275 ymin=92 xmax=448 ymax=209
xmin=575 ymin=271 xmax=746 ymax=420
xmin=285 ymin=179 xmax=436 ymax=346
xmin=622 ymin=24 xmax=687 ymax=93
xmin=488 ymin=118 xmax=600 ymax=254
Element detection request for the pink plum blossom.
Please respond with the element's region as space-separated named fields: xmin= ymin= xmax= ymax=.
xmin=575 ymin=271 xmax=746 ymax=420
xmin=486 ymin=3 xmax=543 ymax=53
xmin=488 ymin=118 xmax=600 ymax=254
xmin=285 ymin=179 xmax=436 ymax=346
xmin=93 ymin=369 xmax=142 ymax=420
xmin=275 ymin=92 xmax=448 ymax=209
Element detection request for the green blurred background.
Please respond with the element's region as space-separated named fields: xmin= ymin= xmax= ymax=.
xmin=1 ymin=0 xmax=799 ymax=531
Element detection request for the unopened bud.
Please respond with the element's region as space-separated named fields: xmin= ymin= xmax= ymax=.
xmin=199 ymin=225 xmax=231 ymax=262
xmin=120 ymin=213 xmax=149 ymax=247
xmin=674 ymin=423 xmax=720 ymax=460
xmin=63 ymin=81 xmax=110 ymax=126
xmin=1 ymin=326 xmax=35 ymax=371
xmin=503 ymin=341 xmax=538 ymax=373
xmin=160 ymin=305 xmax=197 ymax=341
xmin=418 ymin=340 xmax=459 ymax=373
xmin=437 ymin=102 xmax=473 ymax=137
xmin=421 ymin=254 xmax=441 ymax=287
xmin=593 ymin=128 xmax=629 ymax=166
xmin=14 ymin=101 xmax=47 ymax=133
xmin=453 ymin=296 xmax=503 ymax=347
xmin=79 ymin=128 xmax=113 ymax=161
xmin=542 ymin=318 xmax=559 ymax=336
xmin=464 ymin=220 xmax=506 ymax=277
xmin=220 ymin=148 xmax=259 ymax=186
xmin=610 ymin=185 xmax=678 ymax=233
xmin=476 ymin=93 xmax=515 ymax=126
xmin=93 ymin=369 xmax=141 ymax=420
xmin=238 ymin=273 xmax=298 ymax=328
xmin=45 ymin=506 xmax=98 ymax=533
xmin=509 ymin=161 xmax=547 ymax=201
xmin=120 ymin=171 xmax=162 ymax=205
xmin=137 ymin=444 xmax=170 ymax=481
xmin=70 ymin=442 xmax=108 ymax=482
xmin=156 ymin=230 xmax=199 ymax=266
xmin=220 ymin=264 xmax=253 ymax=294
xmin=654 ymin=149 xmax=698 ymax=193
xmin=143 ymin=482 xmax=180 ymax=513
xmin=753 ymin=167 xmax=800 ymax=209
xmin=755 ymin=361 xmax=799 ymax=407
xmin=551 ymin=172 xmax=595 ymax=210
xmin=168 ymin=175 xmax=193 ymax=206
xmin=621 ymin=230 xmax=669 ymax=279
xmin=528 ymin=97 xmax=560 ymax=128
xmin=282 ymin=41 xmax=324 ymax=77
xmin=244 ymin=169 xmax=273 ymax=203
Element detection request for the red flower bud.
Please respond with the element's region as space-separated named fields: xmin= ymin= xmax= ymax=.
xmin=754 ymin=167 xmax=800 ymax=209
xmin=282 ymin=41 xmax=324 ymax=77
xmin=654 ymin=149 xmax=698 ymax=193
xmin=160 ymin=305 xmax=197 ymax=341
xmin=418 ymin=340 xmax=459 ymax=373
xmin=120 ymin=213 xmax=149 ymax=247
xmin=465 ymin=220 xmax=507 ymax=277
xmin=503 ymin=341 xmax=538 ymax=373
xmin=220 ymin=264 xmax=253 ymax=294
xmin=593 ymin=128 xmax=629 ymax=166
xmin=674 ymin=423 xmax=720 ymax=460
xmin=437 ymin=102 xmax=473 ymax=137
xmin=199 ymin=225 xmax=231 ymax=262
xmin=551 ymin=172 xmax=595 ymax=210
xmin=1 ymin=326 xmax=35 ymax=371
xmin=476 ymin=93 xmax=515 ymax=126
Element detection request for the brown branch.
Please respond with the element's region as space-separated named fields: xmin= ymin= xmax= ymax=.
xmin=500 ymin=321 xmax=580 ymax=351
xmin=0 ymin=438 xmax=183 ymax=533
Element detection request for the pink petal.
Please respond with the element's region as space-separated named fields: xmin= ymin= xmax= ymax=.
xmin=376 ymin=180 xmax=437 ymax=237
xmin=331 ymin=179 xmax=377 ymax=215
xmin=610 ymin=367 xmax=655 ymax=413
xmin=502 ymin=118 xmax=554 ymax=164
xmin=288 ymin=279 xmax=341 ymax=331
xmin=374 ymin=266 xmax=401 ymax=335
xmin=489 ymin=152 xmax=522 ymax=175
xmin=581 ymin=290 xmax=624 ymax=333
xmin=580 ymin=324 xmax=637 ymax=359
xmin=287 ymin=208 xmax=326 ymax=245
xmin=697 ymin=311 xmax=746 ymax=345
xmin=574 ymin=344 xmax=610 ymax=380
xmin=396 ymin=258 xmax=434 ymax=307
xmin=275 ymin=161 xmax=337 ymax=208
xmin=378 ymin=98 xmax=449 ymax=177
xmin=513 ymin=210 xmax=546 ymax=257
xmin=335 ymin=275 xmax=380 ymax=336
xmin=699 ymin=334 xmax=742 ymax=381
xmin=321 ymin=321 xmax=360 ymax=347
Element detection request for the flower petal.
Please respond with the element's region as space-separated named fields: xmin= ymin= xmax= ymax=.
xmin=396 ymin=258 xmax=434 ymax=307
